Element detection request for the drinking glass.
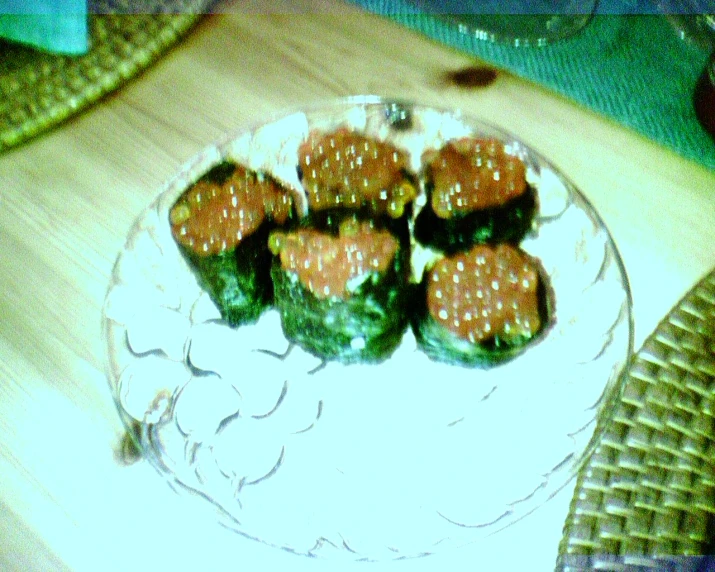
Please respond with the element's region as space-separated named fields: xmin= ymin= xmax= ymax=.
xmin=409 ymin=0 xmax=599 ymax=47
xmin=656 ymin=1 xmax=715 ymax=137
xmin=656 ymin=0 xmax=715 ymax=50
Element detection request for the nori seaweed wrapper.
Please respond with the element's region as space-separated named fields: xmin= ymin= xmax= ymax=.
xmin=412 ymin=276 xmax=550 ymax=367
xmin=414 ymin=138 xmax=536 ymax=254
xmin=270 ymin=226 xmax=411 ymax=363
xmin=413 ymin=184 xmax=537 ymax=254
xmin=411 ymin=244 xmax=551 ymax=367
xmin=170 ymin=161 xmax=295 ymax=327
xmin=178 ymin=225 xmax=273 ymax=326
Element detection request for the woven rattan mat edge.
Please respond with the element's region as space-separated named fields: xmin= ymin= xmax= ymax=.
xmin=0 ymin=5 xmax=211 ymax=152
xmin=557 ymin=268 xmax=715 ymax=571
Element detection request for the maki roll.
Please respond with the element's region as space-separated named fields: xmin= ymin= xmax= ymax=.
xmin=413 ymin=243 xmax=551 ymax=367
xmin=413 ymin=138 xmax=537 ymax=253
xmin=167 ymin=127 xmax=550 ymax=368
xmin=169 ymin=161 xmax=295 ymax=326
xmin=298 ymin=127 xmax=417 ymax=221
xmin=268 ymin=217 xmax=410 ymax=363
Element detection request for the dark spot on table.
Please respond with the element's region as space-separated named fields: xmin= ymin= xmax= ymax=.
xmin=444 ymin=66 xmax=498 ymax=88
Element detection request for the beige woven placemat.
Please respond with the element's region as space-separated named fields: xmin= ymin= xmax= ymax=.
xmin=558 ymin=268 xmax=715 ymax=570
xmin=0 ymin=0 xmax=214 ymax=152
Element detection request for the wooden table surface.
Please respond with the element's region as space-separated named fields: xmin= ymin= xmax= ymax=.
xmin=1 ymin=2 xmax=714 ymax=570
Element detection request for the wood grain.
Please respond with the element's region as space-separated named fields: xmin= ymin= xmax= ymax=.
xmin=0 ymin=1 xmax=713 ymax=570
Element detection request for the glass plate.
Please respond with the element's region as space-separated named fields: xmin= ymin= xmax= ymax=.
xmin=103 ymin=96 xmax=633 ymax=561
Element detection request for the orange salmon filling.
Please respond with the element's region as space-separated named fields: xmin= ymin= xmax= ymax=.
xmin=269 ymin=220 xmax=399 ymax=300
xmin=427 ymin=243 xmax=541 ymax=344
xmin=298 ymin=128 xmax=416 ymax=218
xmin=423 ymin=138 xmax=527 ymax=219
xmin=170 ymin=165 xmax=293 ymax=256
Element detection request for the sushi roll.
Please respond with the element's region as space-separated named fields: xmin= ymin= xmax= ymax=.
xmin=268 ymin=217 xmax=410 ymax=363
xmin=412 ymin=243 xmax=551 ymax=367
xmin=169 ymin=161 xmax=295 ymax=326
xmin=413 ymin=138 xmax=537 ymax=254
xmin=298 ymin=127 xmax=418 ymax=221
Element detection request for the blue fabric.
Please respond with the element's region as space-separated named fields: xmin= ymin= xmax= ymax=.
xmin=0 ymin=0 xmax=88 ymax=55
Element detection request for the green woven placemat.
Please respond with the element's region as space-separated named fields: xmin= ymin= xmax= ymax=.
xmin=350 ymin=1 xmax=715 ymax=171
xmin=0 ymin=0 xmax=215 ymax=152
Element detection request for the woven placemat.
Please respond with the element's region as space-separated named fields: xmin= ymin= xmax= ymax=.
xmin=350 ymin=1 xmax=715 ymax=172
xmin=0 ymin=0 xmax=215 ymax=152
xmin=557 ymin=268 xmax=715 ymax=570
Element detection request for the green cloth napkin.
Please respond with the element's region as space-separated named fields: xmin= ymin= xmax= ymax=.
xmin=0 ymin=0 xmax=88 ymax=55
xmin=350 ymin=1 xmax=715 ymax=171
